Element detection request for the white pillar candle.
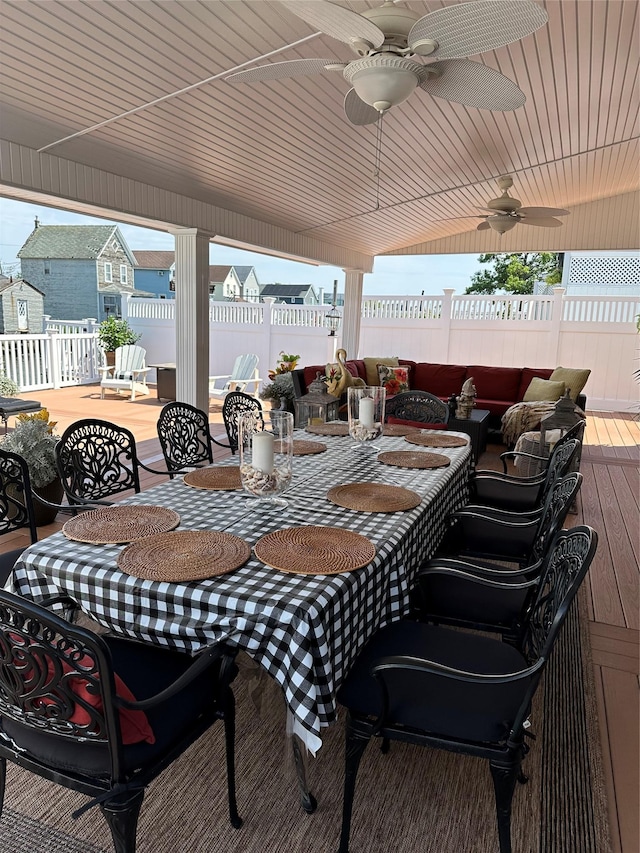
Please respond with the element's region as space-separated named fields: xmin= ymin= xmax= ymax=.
xmin=359 ymin=397 xmax=375 ymax=429
xmin=252 ymin=431 xmax=274 ymax=474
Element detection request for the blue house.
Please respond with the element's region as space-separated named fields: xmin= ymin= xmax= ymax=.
xmin=17 ymin=222 xmax=139 ymax=321
xmin=133 ymin=251 xmax=175 ymax=298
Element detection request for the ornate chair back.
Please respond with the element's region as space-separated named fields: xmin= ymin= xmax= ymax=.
xmin=0 ymin=449 xmax=37 ymax=544
xmin=56 ymin=419 xmax=141 ymax=502
xmin=222 ymin=392 xmax=263 ymax=454
xmin=157 ymin=402 xmax=213 ymax=476
xmin=385 ymin=390 xmax=449 ymax=426
xmin=532 ymin=471 xmax=582 ymax=562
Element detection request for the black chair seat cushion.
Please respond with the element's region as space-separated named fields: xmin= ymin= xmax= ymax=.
xmin=338 ymin=621 xmax=530 ymax=743
xmin=1 ymin=636 xmax=224 ymax=777
xmin=421 ymin=573 xmax=529 ymax=629
xmin=0 ymin=547 xmax=26 ymax=586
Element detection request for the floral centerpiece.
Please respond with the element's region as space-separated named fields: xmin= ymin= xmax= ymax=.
xmin=261 ymin=352 xmax=300 ymax=411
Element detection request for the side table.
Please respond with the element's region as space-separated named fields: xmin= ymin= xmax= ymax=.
xmin=149 ymin=363 xmax=176 ymax=402
xmin=448 ymin=408 xmax=490 ymax=464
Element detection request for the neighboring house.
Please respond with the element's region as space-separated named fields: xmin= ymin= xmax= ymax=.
xmin=209 ymin=265 xmax=243 ymax=301
xmin=233 ymin=266 xmax=261 ymax=301
xmin=0 ymin=277 xmax=44 ymax=333
xmin=259 ymin=284 xmax=319 ymax=304
xmin=17 ymin=222 xmax=138 ymax=320
xmin=535 ymin=251 xmax=640 ymax=296
xmin=133 ymin=251 xmax=176 ymax=298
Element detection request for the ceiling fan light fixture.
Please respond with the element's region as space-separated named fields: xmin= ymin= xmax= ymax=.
xmin=487 ymin=215 xmax=518 ymax=234
xmin=344 ymin=56 xmax=420 ymax=111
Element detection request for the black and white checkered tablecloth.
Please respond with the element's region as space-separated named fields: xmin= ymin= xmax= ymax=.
xmin=10 ymin=431 xmax=470 ymax=751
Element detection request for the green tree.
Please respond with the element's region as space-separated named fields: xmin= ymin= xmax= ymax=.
xmin=465 ymin=253 xmax=562 ymax=295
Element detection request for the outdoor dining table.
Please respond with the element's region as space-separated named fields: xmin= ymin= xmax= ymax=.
xmin=9 ymin=429 xmax=470 ymax=802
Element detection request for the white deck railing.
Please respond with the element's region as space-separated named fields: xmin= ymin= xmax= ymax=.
xmin=1 ymin=290 xmax=638 ymax=409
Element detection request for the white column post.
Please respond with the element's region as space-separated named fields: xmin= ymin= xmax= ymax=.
xmin=341 ymin=269 xmax=364 ymax=358
xmin=170 ymin=228 xmax=212 ymax=410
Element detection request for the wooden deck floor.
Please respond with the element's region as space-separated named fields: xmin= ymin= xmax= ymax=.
xmin=2 ymin=388 xmax=638 ymax=852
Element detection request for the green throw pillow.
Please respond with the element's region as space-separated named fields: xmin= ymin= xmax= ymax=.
xmin=550 ymin=367 xmax=591 ymax=402
xmin=523 ymin=377 xmax=566 ymax=403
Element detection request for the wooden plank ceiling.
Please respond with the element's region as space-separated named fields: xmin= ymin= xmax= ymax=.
xmin=0 ymin=0 xmax=638 ymax=258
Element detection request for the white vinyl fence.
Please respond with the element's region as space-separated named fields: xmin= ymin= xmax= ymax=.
xmin=2 ymin=290 xmax=638 ymax=411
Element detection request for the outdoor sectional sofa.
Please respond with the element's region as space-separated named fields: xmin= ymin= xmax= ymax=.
xmin=294 ymin=359 xmax=587 ymax=435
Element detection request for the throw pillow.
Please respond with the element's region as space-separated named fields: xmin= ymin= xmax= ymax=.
xmin=550 ymin=366 xmax=591 ymax=402
xmin=523 ymin=377 xmax=566 ymax=403
xmin=377 ymin=364 xmax=410 ymax=396
xmin=363 ymin=356 xmax=398 ymax=386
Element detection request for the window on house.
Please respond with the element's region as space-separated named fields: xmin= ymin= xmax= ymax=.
xmin=44 ymin=260 xmax=51 ymax=275
xmin=120 ymin=264 xmax=127 ymax=284
xmin=16 ymin=299 xmax=28 ymax=332
xmin=169 ymin=279 xmax=176 ymax=292
xmin=102 ymin=295 xmax=119 ymax=317
xmin=104 ymin=262 xmax=112 ymax=283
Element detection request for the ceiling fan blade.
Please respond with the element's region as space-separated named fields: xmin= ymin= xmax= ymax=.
xmin=408 ymin=0 xmax=548 ymax=61
xmin=344 ymin=89 xmax=380 ymax=126
xmin=419 ymin=60 xmax=525 ymax=111
xmin=226 ymin=58 xmax=344 ymax=84
xmin=518 ymin=206 xmax=570 ymax=217
xmin=280 ymin=0 xmax=385 ymax=48
xmin=518 ymin=216 xmax=565 ymax=227
xmin=477 ymin=221 xmax=492 ymax=231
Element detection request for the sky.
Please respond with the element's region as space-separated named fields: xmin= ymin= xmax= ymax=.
xmin=0 ymin=197 xmax=482 ymax=296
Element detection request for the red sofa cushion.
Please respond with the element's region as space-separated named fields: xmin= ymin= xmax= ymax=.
xmin=303 ymin=359 xmax=366 ymax=388
xmin=412 ymin=363 xmax=467 ymax=397
xmin=517 ymin=367 xmax=554 ymax=401
xmin=466 ymin=365 xmax=521 ymax=403
xmin=474 ymin=398 xmax=516 ymax=418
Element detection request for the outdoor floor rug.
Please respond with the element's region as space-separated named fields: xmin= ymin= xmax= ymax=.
xmin=1 ymin=589 xmax=611 ymax=853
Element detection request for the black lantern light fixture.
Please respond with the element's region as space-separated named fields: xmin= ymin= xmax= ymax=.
xmin=294 ymin=372 xmax=340 ymax=428
xmin=325 ymin=278 xmax=341 ymax=337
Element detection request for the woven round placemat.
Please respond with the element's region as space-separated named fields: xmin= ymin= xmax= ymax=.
xmin=291 ymin=439 xmax=327 ymax=455
xmin=382 ymin=423 xmax=421 ymax=436
xmin=404 ymin=433 xmax=469 ymax=448
xmin=183 ymin=466 xmax=242 ymax=490
xmin=306 ymin=422 xmax=349 ymax=436
xmin=327 ymin=483 xmax=421 ymax=513
xmin=117 ymin=530 xmax=251 ymax=581
xmin=254 ymin=525 xmax=376 ymax=575
xmin=62 ymin=505 xmax=181 ymax=545
xmin=377 ymin=450 xmax=451 ymax=469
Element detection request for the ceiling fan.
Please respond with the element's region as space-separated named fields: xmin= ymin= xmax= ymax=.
xmin=225 ymin=0 xmax=549 ymax=125
xmin=472 ymin=176 xmax=571 ymax=233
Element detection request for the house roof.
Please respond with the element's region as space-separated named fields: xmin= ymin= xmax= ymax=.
xmin=208 ymin=265 xmax=233 ymax=283
xmin=260 ymin=284 xmax=316 ymax=299
xmin=133 ymin=251 xmax=175 ymax=269
xmin=0 ymin=278 xmax=45 ymax=296
xmin=233 ymin=266 xmax=255 ymax=284
xmin=18 ymin=225 xmax=118 ymax=259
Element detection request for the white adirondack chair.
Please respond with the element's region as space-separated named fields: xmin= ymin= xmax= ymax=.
xmin=209 ymin=353 xmax=261 ymax=400
xmin=99 ymin=345 xmax=150 ymax=401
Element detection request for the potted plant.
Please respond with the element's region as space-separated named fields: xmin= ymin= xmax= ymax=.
xmin=1 ymin=409 xmax=64 ymax=526
xmin=97 ymin=316 xmax=141 ymax=366
xmin=0 ymin=372 xmax=20 ymax=398
xmin=268 ymin=352 xmax=301 ymax=381
xmin=260 ymin=372 xmax=296 ymax=412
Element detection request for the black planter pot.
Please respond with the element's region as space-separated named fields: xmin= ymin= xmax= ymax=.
xmin=32 ymin=478 xmax=65 ymax=526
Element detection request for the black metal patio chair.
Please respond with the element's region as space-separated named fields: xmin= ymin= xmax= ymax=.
xmin=437 ymin=471 xmax=583 ymax=567
xmin=336 ymin=525 xmax=598 ymax=853
xmin=384 ymin=390 xmax=449 ymax=428
xmin=468 ymin=437 xmax=581 ymax=513
xmin=0 ymin=448 xmax=93 ymax=585
xmin=56 ymin=418 xmax=172 ymax=503
xmin=156 ymin=401 xmax=216 ymax=477
xmin=0 ymin=589 xmax=242 ymax=853
xmin=221 ymin=392 xmax=263 ymax=454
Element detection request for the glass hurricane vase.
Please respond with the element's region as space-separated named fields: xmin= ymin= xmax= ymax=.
xmin=347 ymin=386 xmax=386 ymax=451
xmin=239 ymin=410 xmax=294 ymax=509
